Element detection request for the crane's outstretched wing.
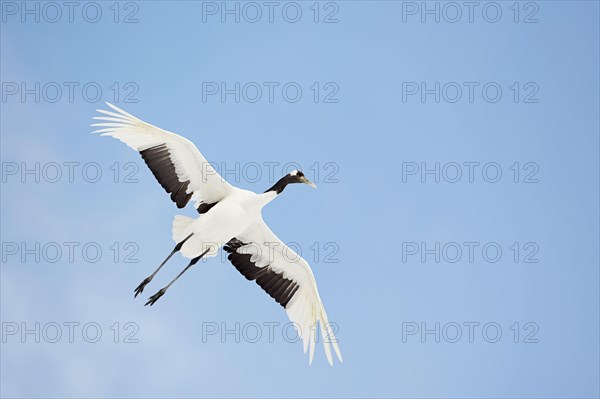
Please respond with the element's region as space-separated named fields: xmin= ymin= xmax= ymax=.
xmin=92 ymin=102 xmax=233 ymax=211
xmin=224 ymin=219 xmax=343 ymax=366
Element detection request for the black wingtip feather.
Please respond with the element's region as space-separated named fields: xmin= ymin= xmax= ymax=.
xmin=140 ymin=144 xmax=192 ymax=208
xmin=224 ymin=237 xmax=299 ymax=308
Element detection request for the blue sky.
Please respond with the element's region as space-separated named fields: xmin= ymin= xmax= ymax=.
xmin=1 ymin=1 xmax=599 ymax=398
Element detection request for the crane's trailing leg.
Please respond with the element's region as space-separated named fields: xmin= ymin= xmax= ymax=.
xmin=134 ymin=233 xmax=193 ymax=298
xmin=145 ymin=248 xmax=211 ymax=306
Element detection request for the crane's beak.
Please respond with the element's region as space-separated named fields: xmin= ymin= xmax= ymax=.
xmin=300 ymin=176 xmax=318 ymax=188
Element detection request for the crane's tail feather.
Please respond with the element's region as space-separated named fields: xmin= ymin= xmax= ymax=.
xmin=172 ymin=215 xmax=195 ymax=243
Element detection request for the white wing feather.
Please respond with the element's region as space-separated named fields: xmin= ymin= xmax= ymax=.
xmin=92 ymin=102 xmax=233 ymax=208
xmin=236 ymin=219 xmax=343 ymax=366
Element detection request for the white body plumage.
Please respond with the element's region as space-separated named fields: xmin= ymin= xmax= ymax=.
xmin=173 ymin=188 xmax=275 ymax=259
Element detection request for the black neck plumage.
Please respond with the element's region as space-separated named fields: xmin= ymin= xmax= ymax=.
xmin=264 ymin=175 xmax=294 ymax=194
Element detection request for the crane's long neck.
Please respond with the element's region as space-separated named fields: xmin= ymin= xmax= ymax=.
xmin=257 ymin=175 xmax=293 ymax=207
xmin=264 ymin=175 xmax=294 ymax=195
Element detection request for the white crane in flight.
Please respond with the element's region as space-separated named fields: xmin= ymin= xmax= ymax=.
xmin=92 ymin=103 xmax=342 ymax=366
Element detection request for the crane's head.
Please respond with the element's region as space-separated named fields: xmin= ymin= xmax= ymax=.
xmin=288 ymin=170 xmax=318 ymax=188
xmin=265 ymin=170 xmax=317 ymax=194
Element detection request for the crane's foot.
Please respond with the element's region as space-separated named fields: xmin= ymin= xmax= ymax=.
xmin=134 ymin=276 xmax=153 ymax=298
xmin=145 ymin=288 xmax=167 ymax=306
